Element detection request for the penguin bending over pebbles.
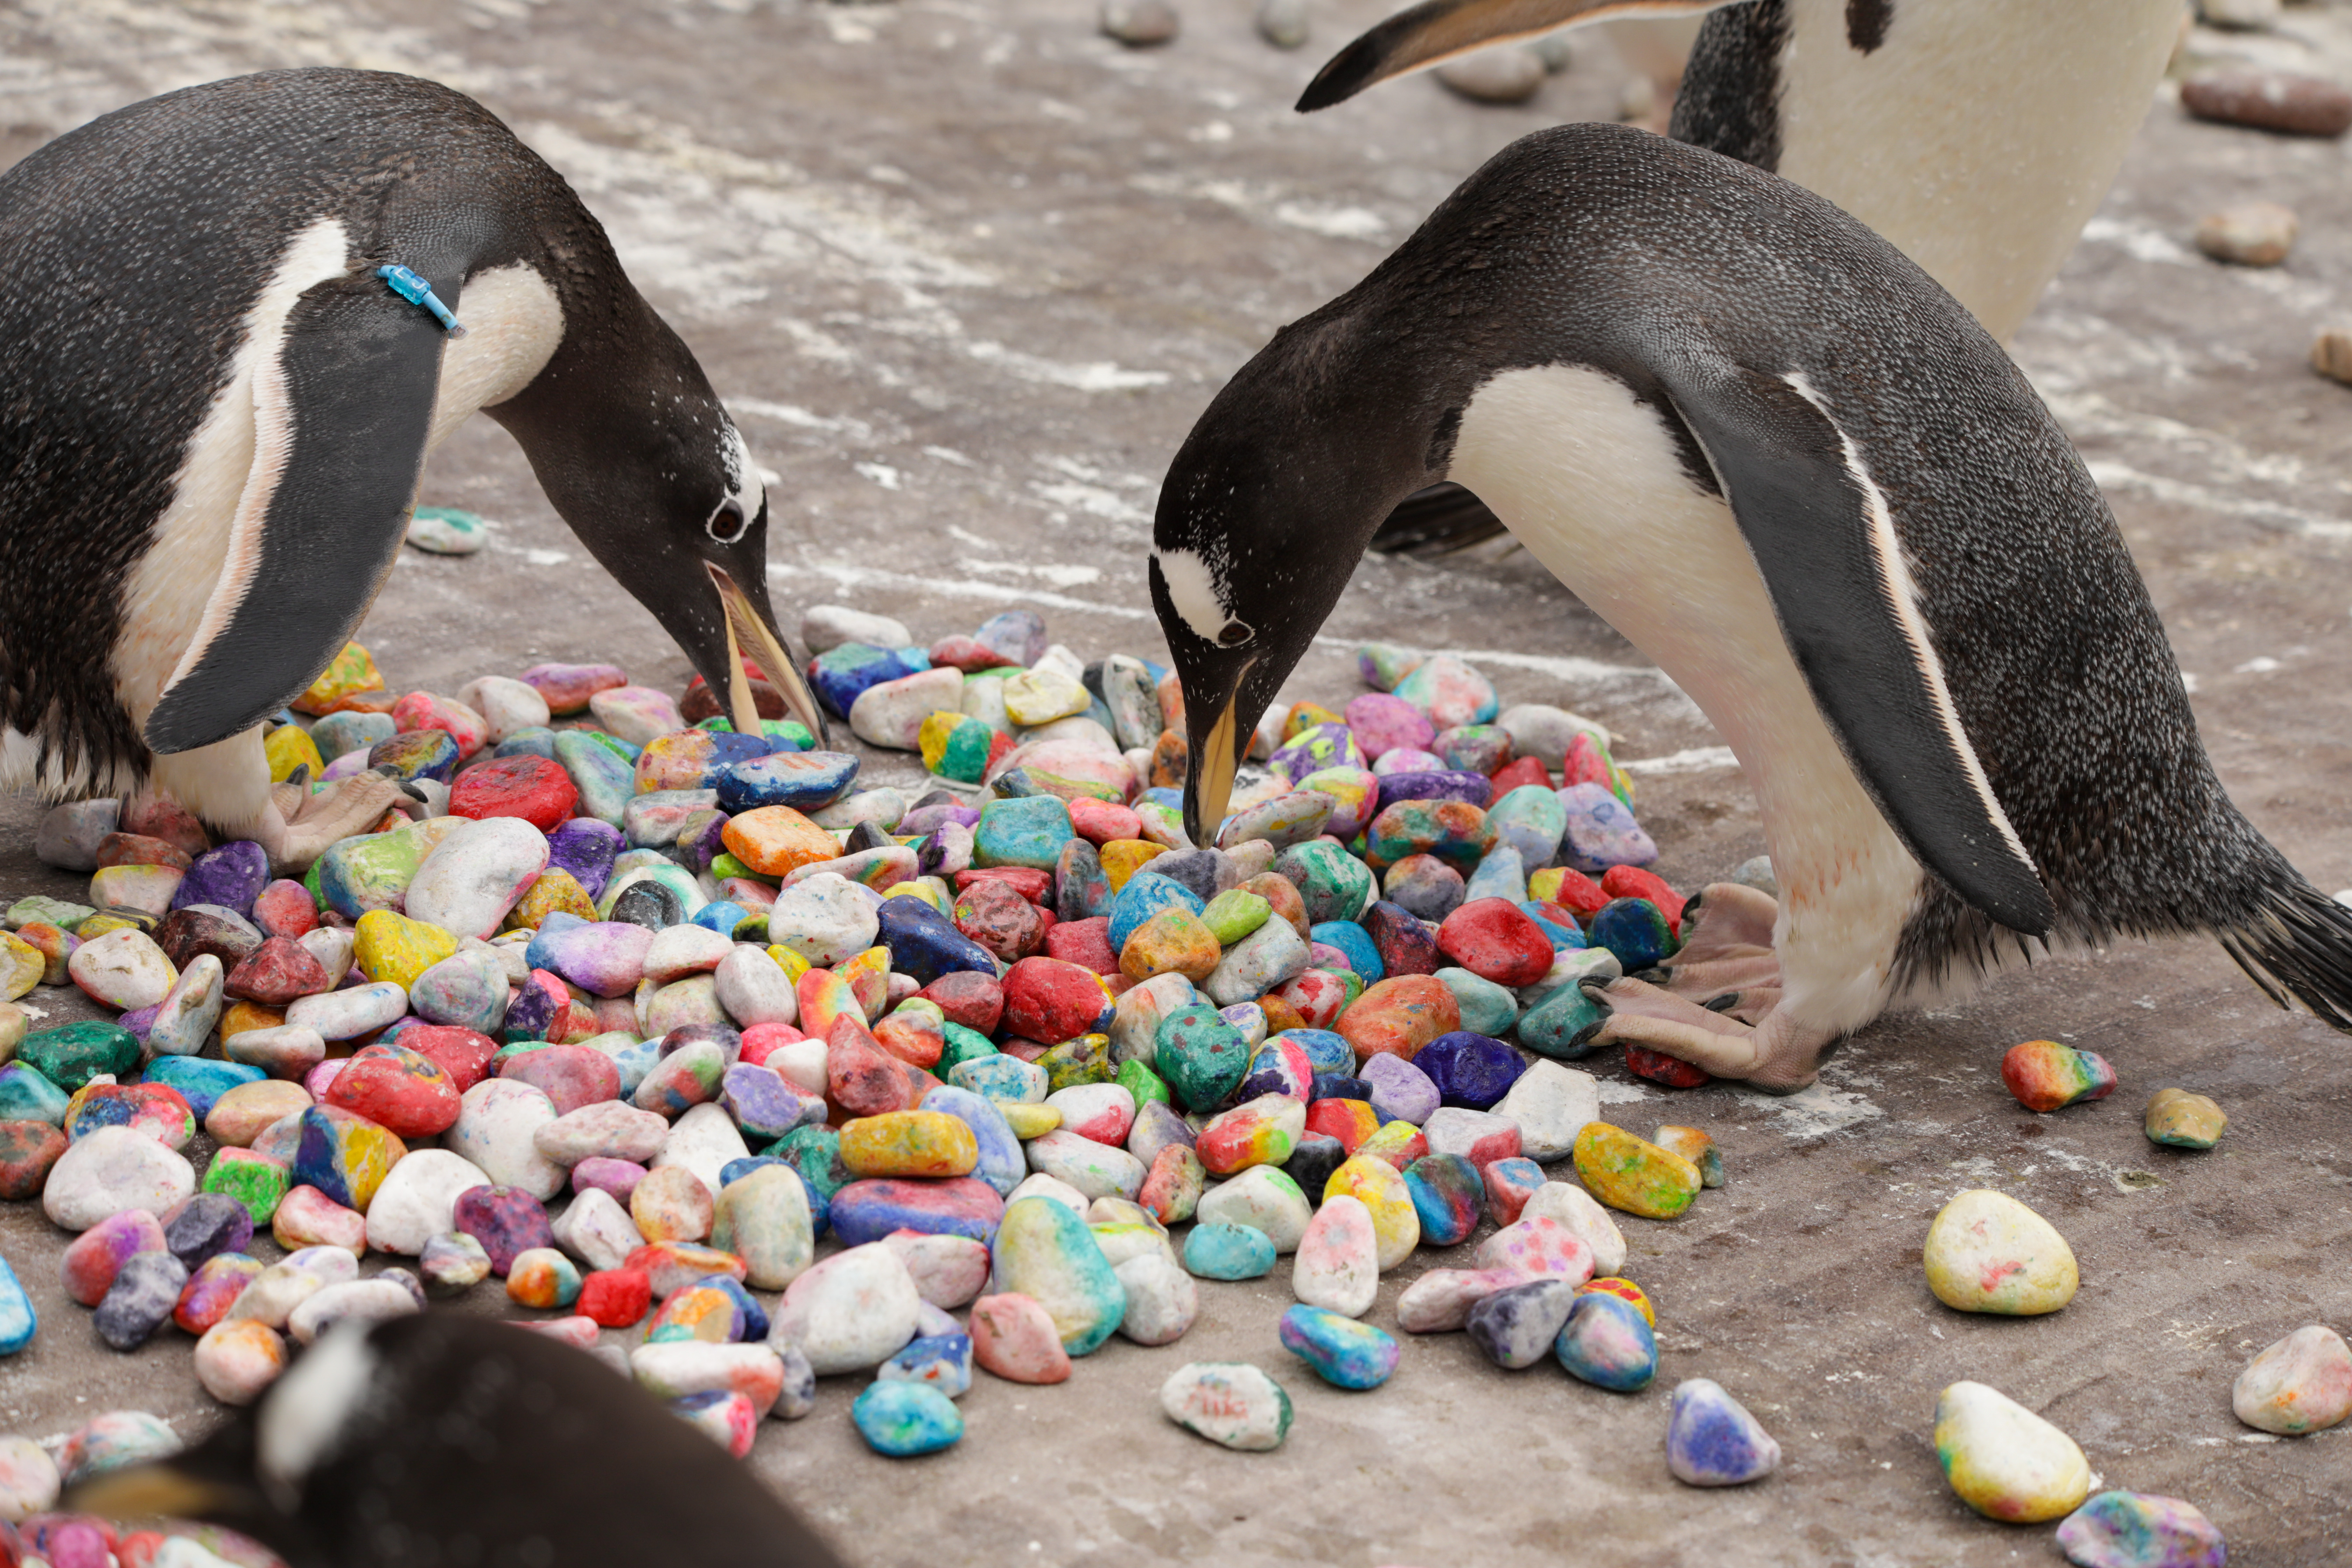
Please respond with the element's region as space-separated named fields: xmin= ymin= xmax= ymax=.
xmin=1151 ymin=124 xmax=2352 ymax=1091
xmin=0 ymin=69 xmax=827 ymax=869
xmin=67 ymin=1314 xmax=847 ymax=1567
xmin=1309 ymin=0 xmax=2182 ymax=554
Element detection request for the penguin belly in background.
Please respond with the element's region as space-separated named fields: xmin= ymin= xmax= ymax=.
xmin=66 ymin=1314 xmax=846 ymax=1568
xmin=0 ymin=68 xmax=828 ymax=870
xmin=1310 ymin=0 xmax=2182 ymax=555
xmin=1146 ymin=124 xmax=2352 ymax=1091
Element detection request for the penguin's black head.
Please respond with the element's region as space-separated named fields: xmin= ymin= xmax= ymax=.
xmin=1151 ymin=316 xmax=1438 ymax=845
xmin=65 ymin=1314 xmax=845 ymax=1568
xmin=491 ymin=315 xmax=830 ymax=747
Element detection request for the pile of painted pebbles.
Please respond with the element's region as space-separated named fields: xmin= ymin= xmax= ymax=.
xmin=0 ymin=601 xmax=2308 ymax=1560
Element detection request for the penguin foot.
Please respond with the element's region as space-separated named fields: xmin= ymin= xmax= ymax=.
xmin=1589 ymin=975 xmax=1833 ymax=1094
xmin=254 ymin=771 xmax=406 ymax=874
xmin=1651 ymin=882 xmax=1783 ymax=1025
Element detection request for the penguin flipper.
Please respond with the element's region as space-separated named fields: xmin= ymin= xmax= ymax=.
xmin=1371 ymin=481 xmax=1512 ymax=555
xmin=1660 ymin=362 xmax=2057 ymax=937
xmin=145 ymin=273 xmax=448 ymax=755
xmin=1298 ymin=0 xmax=1730 ymax=112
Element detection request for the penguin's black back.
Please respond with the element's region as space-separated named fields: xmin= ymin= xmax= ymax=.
xmin=0 ymin=70 xmax=623 ymax=792
xmin=1224 ymin=123 xmax=2318 ymax=993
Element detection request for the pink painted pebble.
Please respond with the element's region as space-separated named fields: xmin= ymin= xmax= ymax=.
xmin=970 ymin=1292 xmax=1073 ymax=1384
xmin=1476 ymin=1216 xmax=1594 ymax=1282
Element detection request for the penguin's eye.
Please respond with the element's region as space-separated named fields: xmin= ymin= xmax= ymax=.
xmin=1216 ymin=619 xmax=1254 ymax=648
xmin=706 ymin=499 xmax=750 ymax=544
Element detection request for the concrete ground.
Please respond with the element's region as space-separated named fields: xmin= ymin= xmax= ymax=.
xmin=4 ymin=0 xmax=2352 ymax=1563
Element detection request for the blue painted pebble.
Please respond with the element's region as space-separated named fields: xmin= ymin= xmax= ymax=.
xmin=1278 ymin=1029 xmax=1356 ymax=1079
xmin=1667 ymin=1378 xmax=1781 ymax=1486
xmin=1554 ymin=1292 xmax=1658 ymax=1392
xmin=1588 ymin=898 xmax=1676 ymax=971
xmin=0 ymin=1253 xmax=35 ymax=1354
xmin=1279 ymin=1305 xmax=1401 ymax=1390
xmin=874 ymin=898 xmax=999 ymax=986
xmin=1416 ymin=1031 xmax=1526 ymax=1110
xmin=919 ymin=1084 xmax=1026 ymax=1198
xmin=142 ymin=1056 xmax=264 ymax=1120
xmin=853 ymin=1380 xmax=965 ymax=1456
xmin=1108 ymin=872 xmax=1206 ymax=952
xmin=714 ymin=749 xmax=857 ymax=813
xmin=1280 ymin=1133 xmax=1349 ymax=1199
xmin=972 ymin=796 xmax=1075 ymax=873
xmin=1183 ymin=1223 xmax=1277 ymax=1281
xmin=878 ymin=1334 xmax=974 ymax=1399
xmin=1308 ymin=921 xmax=1383 ymax=981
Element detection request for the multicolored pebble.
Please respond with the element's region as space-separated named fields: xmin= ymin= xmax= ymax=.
xmin=1934 ymin=1380 xmax=2090 ymax=1522
xmin=1403 ymin=1152 xmax=1484 ymax=1246
xmin=1553 ymin=1290 xmax=1657 ymax=1391
xmin=853 ymin=1380 xmax=965 ymax=1457
xmin=990 ymin=1196 xmax=1127 ymax=1355
xmin=2002 ymin=1039 xmax=2119 ymax=1113
xmin=1923 ymin=1189 xmax=2078 ymax=1315
xmin=1323 ymin=1154 xmax=1420 ymax=1269
xmin=2055 ymin=1493 xmax=2226 ymax=1568
xmin=2143 ymin=1088 xmax=2227 ymax=1150
xmin=1667 ymin=1378 xmax=1781 ymax=1487
xmin=1571 ymin=1122 xmax=1701 ymax=1220
xmin=1279 ymin=1304 xmax=1400 ymax=1390
xmin=1160 ymin=1362 xmax=1293 ymax=1451
xmin=506 ymin=1246 xmax=584 ymax=1310
xmin=2232 ymin=1324 xmax=2352 ymax=1434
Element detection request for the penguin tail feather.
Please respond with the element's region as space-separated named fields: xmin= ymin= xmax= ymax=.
xmin=2218 ymin=881 xmax=2352 ymax=1034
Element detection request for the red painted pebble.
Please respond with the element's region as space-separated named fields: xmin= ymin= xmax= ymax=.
xmin=1625 ymin=1044 xmax=1712 ymax=1088
xmin=1600 ymin=866 xmax=1685 ymax=933
xmin=954 ymin=867 xmax=1051 ymax=903
xmin=401 ymin=1026 xmax=500 ymax=1092
xmin=500 ymin=1043 xmax=624 ymax=1115
xmin=828 ymin=1017 xmax=921 ymax=1118
xmin=1042 ymin=917 xmax=1118 ymax=975
xmin=1487 ymin=755 xmax=1549 ymax=794
xmin=1435 ymin=899 xmax=1555 ymax=987
xmin=322 ymin=1043 xmax=462 ymax=1138
xmin=1001 ymin=957 xmax=1111 ymax=1046
xmin=953 ymin=877 xmax=1044 ymax=962
xmin=250 ymin=880 xmax=319 ymax=939
xmin=1304 ymin=1099 xmax=1380 ymax=1154
xmin=737 ymin=1021 xmax=806 ymax=1068
xmin=917 ymin=971 xmax=1004 ymax=1035
xmin=61 ymin=1210 xmax=165 ymax=1306
xmin=1067 ymin=797 xmax=1143 ymax=846
xmin=1482 ymin=1157 xmax=1546 ymax=1224
xmin=449 ymin=755 xmax=579 ymax=831
xmin=0 ymin=1120 xmax=68 ymax=1200
xmin=225 ymin=937 xmax=333 ymax=1005
xmin=579 ymin=1267 xmax=653 ymax=1327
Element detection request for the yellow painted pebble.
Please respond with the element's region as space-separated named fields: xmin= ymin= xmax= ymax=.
xmin=839 ymin=1111 xmax=980 ymax=1179
xmin=265 ymin=724 xmax=324 ymax=784
xmin=1001 ymin=1104 xmax=1062 ymax=1140
xmin=1323 ymin=1154 xmax=1421 ymax=1270
xmin=351 ymin=910 xmax=460 ymax=992
xmin=1118 ymin=909 xmax=1223 ymax=984
xmin=1099 ymin=839 xmax=1168 ymax=892
xmin=1933 ymin=1381 xmax=2090 ymax=1522
xmin=1572 ymin=1122 xmax=1702 ymax=1220
xmin=1921 ymin=1189 xmax=2077 ymax=1316
xmin=2144 ymin=1087 xmax=2227 ymax=1150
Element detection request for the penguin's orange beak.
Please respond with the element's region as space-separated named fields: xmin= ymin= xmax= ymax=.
xmin=707 ymin=563 xmax=831 ymax=747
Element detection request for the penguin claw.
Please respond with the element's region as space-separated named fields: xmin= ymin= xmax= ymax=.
xmin=257 ymin=772 xmax=407 ymax=875
xmin=1589 ymin=975 xmax=1832 ymax=1094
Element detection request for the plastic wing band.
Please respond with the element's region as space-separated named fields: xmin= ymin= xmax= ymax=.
xmin=377 ymin=265 xmax=467 ymax=337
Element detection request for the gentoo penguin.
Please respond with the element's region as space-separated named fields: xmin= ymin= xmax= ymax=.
xmin=66 ymin=1314 xmax=846 ymax=1567
xmin=1304 ymin=0 xmax=2183 ymax=554
xmin=1149 ymin=123 xmax=2352 ymax=1090
xmin=0 ymin=69 xmax=827 ymax=868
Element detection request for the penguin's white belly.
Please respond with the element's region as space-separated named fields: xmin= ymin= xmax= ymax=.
xmin=1773 ymin=0 xmax=2180 ymax=344
xmin=110 ymin=220 xmax=562 ymax=829
xmin=1450 ymin=363 xmax=1921 ymax=1033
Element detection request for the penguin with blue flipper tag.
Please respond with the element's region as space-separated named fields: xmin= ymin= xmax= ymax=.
xmin=0 ymin=68 xmax=829 ymax=869
xmin=1149 ymin=121 xmax=2352 ymax=1093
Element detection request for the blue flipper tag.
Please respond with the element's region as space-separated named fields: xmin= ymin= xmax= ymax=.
xmin=377 ymin=264 xmax=467 ymax=337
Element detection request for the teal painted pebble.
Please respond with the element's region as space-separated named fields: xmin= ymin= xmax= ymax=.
xmin=1183 ymin=1222 xmax=1277 ymax=1280
xmin=0 ymin=1064 xmax=70 ymax=1127
xmin=990 ymin=1196 xmax=1127 ymax=1356
xmin=1435 ymin=966 xmax=1520 ymax=1037
xmin=1518 ymin=982 xmax=1607 ymax=1059
xmin=948 ymin=1054 xmax=1048 ymax=1105
xmin=0 ymin=1253 xmax=33 ymax=1354
xmin=852 ymin=1381 xmax=964 ymax=1456
xmin=972 ymin=796 xmax=1074 ymax=872
xmin=407 ymin=505 xmax=489 ymax=554
xmin=1153 ymin=1003 xmax=1251 ymax=1113
xmin=1279 ymin=1305 xmax=1400 ymax=1390
xmin=1554 ymin=1291 xmax=1658 ymax=1392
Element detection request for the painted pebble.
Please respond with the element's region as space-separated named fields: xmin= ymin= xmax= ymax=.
xmin=1923 ymin=1189 xmax=2078 ymax=1315
xmin=1160 ymin=1363 xmax=1293 ymax=1451
xmin=1666 ymin=1378 xmax=1781 ymax=1487
xmin=1934 ymin=1380 xmax=2090 ymax=1522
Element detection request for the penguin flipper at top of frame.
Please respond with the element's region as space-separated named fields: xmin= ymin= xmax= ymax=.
xmin=1297 ymin=0 xmax=1722 ymax=111
xmin=141 ymin=264 xmax=454 ymax=757
xmin=1653 ymin=353 xmax=2057 ymax=938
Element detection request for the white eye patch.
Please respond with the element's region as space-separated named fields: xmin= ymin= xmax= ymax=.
xmin=706 ymin=498 xmax=750 ymax=543
xmin=1153 ymin=546 xmax=1235 ymax=645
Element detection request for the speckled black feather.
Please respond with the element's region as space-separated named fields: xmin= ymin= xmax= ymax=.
xmin=1161 ymin=122 xmax=2352 ymax=1024
xmin=141 ymin=1314 xmax=844 ymax=1568
xmin=0 ymin=68 xmax=778 ymax=792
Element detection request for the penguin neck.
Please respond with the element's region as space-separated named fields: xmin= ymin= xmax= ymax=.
xmin=1763 ymin=0 xmax=2177 ymax=343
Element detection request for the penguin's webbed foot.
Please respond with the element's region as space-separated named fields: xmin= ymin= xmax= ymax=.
xmin=254 ymin=770 xmax=407 ymax=875
xmin=1589 ymin=975 xmax=1833 ymax=1095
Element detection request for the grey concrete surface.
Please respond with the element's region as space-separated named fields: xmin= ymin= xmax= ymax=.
xmin=2 ymin=1 xmax=2351 ymax=1564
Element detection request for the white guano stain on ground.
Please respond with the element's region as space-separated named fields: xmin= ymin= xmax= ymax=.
xmin=1619 ymin=745 xmax=1739 ymax=776
xmin=1734 ymin=1080 xmax=1886 ymax=1139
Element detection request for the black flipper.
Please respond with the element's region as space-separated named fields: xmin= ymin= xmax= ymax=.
xmin=1656 ymin=358 xmax=2057 ymax=936
xmin=1371 ymin=481 xmax=1511 ymax=555
xmin=145 ymin=269 xmax=449 ymax=754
